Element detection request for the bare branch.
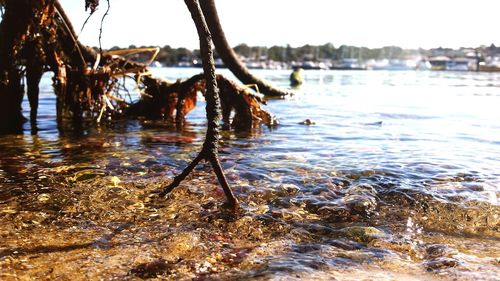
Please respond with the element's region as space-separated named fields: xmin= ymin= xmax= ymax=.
xmin=159 ymin=0 xmax=238 ymax=208
xmin=200 ymin=0 xmax=290 ymax=97
xmin=98 ymin=0 xmax=110 ymax=54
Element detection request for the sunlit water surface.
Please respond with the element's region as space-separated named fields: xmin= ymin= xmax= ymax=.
xmin=0 ymin=68 xmax=499 ymax=280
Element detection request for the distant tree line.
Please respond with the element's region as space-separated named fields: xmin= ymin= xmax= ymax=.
xmin=108 ymin=45 xmax=201 ymax=65
xmin=108 ymin=43 xmax=500 ymax=66
xmin=232 ymin=43 xmax=420 ymax=62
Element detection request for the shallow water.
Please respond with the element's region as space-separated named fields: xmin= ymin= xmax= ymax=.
xmin=0 ymin=68 xmax=499 ymax=280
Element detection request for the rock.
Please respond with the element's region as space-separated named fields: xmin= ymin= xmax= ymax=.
xmin=425 ymin=244 xmax=458 ymax=259
xmin=340 ymin=226 xmax=388 ymax=243
xmin=424 ymin=257 xmax=459 ymax=271
xmin=298 ymin=119 xmax=315 ymax=125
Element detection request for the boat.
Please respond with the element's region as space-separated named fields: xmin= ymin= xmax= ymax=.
xmin=479 ymin=63 xmax=500 ymax=72
xmin=177 ymin=61 xmax=193 ymax=67
xmin=478 ymin=57 xmax=500 ymax=72
xmin=331 ymin=58 xmax=366 ymax=70
xmin=446 ymin=58 xmax=474 ymax=71
xmin=428 ymin=56 xmax=475 ymax=71
xmin=428 ymin=56 xmax=450 ymax=70
xmin=299 ymin=61 xmax=328 ymax=70
xmin=370 ymin=59 xmax=417 ymax=70
xmin=150 ymin=61 xmax=163 ymax=68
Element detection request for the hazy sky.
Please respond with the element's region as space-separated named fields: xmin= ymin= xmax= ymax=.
xmin=59 ymin=0 xmax=500 ymax=49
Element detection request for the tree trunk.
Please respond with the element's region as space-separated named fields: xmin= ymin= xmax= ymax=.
xmin=0 ymin=0 xmax=37 ymax=133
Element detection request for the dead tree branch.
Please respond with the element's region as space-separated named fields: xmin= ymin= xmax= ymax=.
xmin=159 ymin=0 xmax=238 ymax=208
xmin=200 ymin=0 xmax=289 ymax=97
xmin=98 ymin=0 xmax=110 ymax=54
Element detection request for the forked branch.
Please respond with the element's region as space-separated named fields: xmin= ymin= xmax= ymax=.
xmin=158 ymin=0 xmax=238 ymax=208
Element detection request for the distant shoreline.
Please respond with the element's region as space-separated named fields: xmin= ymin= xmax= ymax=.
xmin=102 ymin=43 xmax=500 ymax=72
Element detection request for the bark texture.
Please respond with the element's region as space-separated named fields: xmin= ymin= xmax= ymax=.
xmin=159 ymin=0 xmax=238 ymax=208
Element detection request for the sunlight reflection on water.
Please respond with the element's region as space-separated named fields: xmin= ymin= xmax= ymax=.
xmin=0 ymin=68 xmax=499 ymax=280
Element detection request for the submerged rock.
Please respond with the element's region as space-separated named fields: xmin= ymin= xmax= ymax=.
xmin=424 ymin=257 xmax=460 ymax=271
xmin=340 ymin=226 xmax=388 ymax=243
xmin=130 ymin=258 xmax=180 ymax=278
xmin=425 ymin=244 xmax=459 ymax=259
xmin=298 ymin=119 xmax=315 ymax=125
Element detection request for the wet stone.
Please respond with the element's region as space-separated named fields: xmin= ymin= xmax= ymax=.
xmin=292 ymin=243 xmax=323 ymax=254
xmin=274 ymin=184 xmax=301 ymax=196
xmin=327 ymin=239 xmax=365 ymax=251
xmin=70 ymin=169 xmax=106 ymax=182
xmin=425 ymin=244 xmax=459 ymax=259
xmin=347 ymin=183 xmax=378 ymax=196
xmin=130 ymin=258 xmax=181 ymax=278
xmin=424 ymin=257 xmax=460 ymax=271
xmin=342 ymin=194 xmax=378 ymax=217
xmin=317 ymin=205 xmax=354 ymax=223
xmin=339 ymin=226 xmax=388 ymax=244
xmin=311 ymin=186 xmax=338 ymax=196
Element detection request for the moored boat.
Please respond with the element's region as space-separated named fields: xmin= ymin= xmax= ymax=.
xmin=331 ymin=58 xmax=367 ymax=70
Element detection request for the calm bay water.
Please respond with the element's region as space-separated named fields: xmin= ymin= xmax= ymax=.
xmin=0 ymin=68 xmax=498 ymax=280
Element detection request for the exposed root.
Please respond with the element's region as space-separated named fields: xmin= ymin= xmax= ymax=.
xmin=158 ymin=0 xmax=238 ymax=208
xmin=0 ymin=0 xmax=280 ymax=133
xmin=130 ymin=73 xmax=277 ymax=129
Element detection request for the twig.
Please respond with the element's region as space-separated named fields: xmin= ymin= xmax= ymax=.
xmin=78 ymin=13 xmax=93 ymax=38
xmin=98 ymin=0 xmax=110 ymax=54
xmin=54 ymin=1 xmax=86 ymax=68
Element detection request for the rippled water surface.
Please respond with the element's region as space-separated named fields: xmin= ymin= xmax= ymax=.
xmin=1 ymin=68 xmax=499 ymax=280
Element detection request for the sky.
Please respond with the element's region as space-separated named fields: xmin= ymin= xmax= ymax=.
xmin=59 ymin=0 xmax=500 ymax=50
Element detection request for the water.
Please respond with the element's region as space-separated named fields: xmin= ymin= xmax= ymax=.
xmin=0 ymin=68 xmax=499 ymax=280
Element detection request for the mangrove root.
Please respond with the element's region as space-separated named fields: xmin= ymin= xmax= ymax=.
xmin=130 ymin=73 xmax=277 ymax=130
xmin=0 ymin=0 xmax=278 ymax=133
xmin=159 ymin=0 xmax=238 ymax=208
